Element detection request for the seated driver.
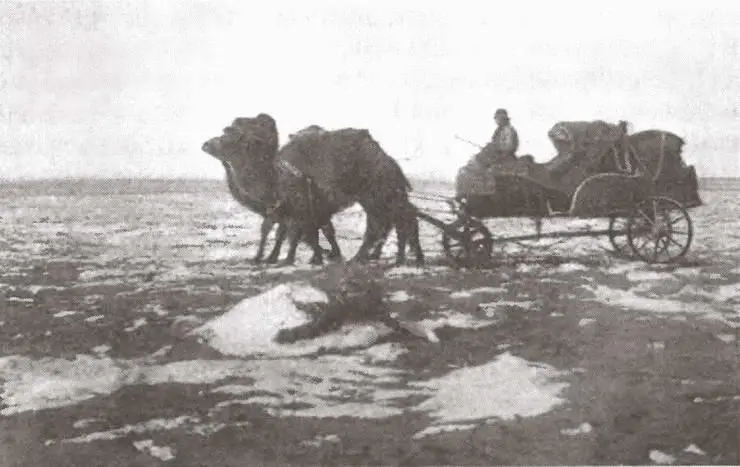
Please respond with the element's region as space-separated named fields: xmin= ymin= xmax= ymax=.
xmin=491 ymin=108 xmax=519 ymax=161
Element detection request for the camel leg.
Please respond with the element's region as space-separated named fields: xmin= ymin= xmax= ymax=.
xmin=306 ymin=224 xmax=324 ymax=265
xmin=407 ymin=214 xmax=425 ymax=266
xmin=320 ymin=222 xmax=342 ymax=260
xmin=282 ymin=221 xmax=302 ymax=265
xmin=253 ymin=218 xmax=276 ymax=263
xmin=352 ymin=215 xmax=381 ymax=263
xmin=394 ymin=216 xmax=408 ymax=266
xmin=368 ymin=223 xmax=392 ymax=261
xmin=265 ymin=221 xmax=288 ymax=263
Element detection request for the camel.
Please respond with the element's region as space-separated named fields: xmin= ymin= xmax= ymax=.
xmin=287 ymin=125 xmax=424 ymax=264
xmin=202 ymin=118 xmax=342 ymax=263
xmin=203 ymin=114 xmax=423 ymax=266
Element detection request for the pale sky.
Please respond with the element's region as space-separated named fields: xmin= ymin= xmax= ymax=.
xmin=1 ymin=0 xmax=738 ymax=180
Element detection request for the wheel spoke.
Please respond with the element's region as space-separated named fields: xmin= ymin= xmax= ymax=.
xmin=627 ymin=197 xmax=692 ymax=263
xmin=669 ymin=215 xmax=686 ymax=226
xmin=652 ymin=237 xmax=660 ymax=259
xmin=666 ymin=235 xmax=685 ymax=249
xmin=659 ymin=236 xmax=675 ymax=256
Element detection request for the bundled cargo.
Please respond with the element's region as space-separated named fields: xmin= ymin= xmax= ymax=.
xmin=545 ymin=120 xmax=628 ymax=179
xmin=455 ymin=156 xmax=498 ymax=196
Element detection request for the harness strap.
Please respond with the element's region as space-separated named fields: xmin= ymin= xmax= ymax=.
xmin=277 ymin=159 xmax=318 ymax=225
xmin=278 ymin=160 xmax=304 ymax=178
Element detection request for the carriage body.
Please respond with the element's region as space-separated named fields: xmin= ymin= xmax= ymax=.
xmin=455 ymin=121 xmax=702 ymax=220
xmin=438 ymin=121 xmax=702 ymax=264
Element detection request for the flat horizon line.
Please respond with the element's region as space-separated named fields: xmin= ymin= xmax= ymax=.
xmin=0 ymin=175 xmax=737 ymax=183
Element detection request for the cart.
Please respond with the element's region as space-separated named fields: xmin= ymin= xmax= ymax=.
xmin=412 ymin=122 xmax=702 ymax=266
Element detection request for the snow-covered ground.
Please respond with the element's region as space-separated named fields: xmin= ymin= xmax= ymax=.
xmin=0 ymin=180 xmax=737 ymax=464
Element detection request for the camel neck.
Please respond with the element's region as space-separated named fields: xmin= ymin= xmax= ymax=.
xmin=223 ymin=160 xmax=277 ymax=213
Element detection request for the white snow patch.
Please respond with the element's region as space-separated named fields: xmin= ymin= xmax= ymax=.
xmin=648 ymin=341 xmax=666 ymax=350
xmin=715 ymin=282 xmax=740 ymax=302
xmin=83 ymin=294 xmax=103 ymax=305
xmin=557 ymin=263 xmax=589 ymax=273
xmin=672 ymin=284 xmax=722 ymax=301
xmin=673 ymin=268 xmax=703 ymax=278
xmin=133 ymin=440 xmax=176 ymax=461
xmin=606 ymin=263 xmax=643 ymax=275
xmin=1 ymin=335 xmax=569 ymax=422
xmin=7 ymin=297 xmax=33 ymax=303
xmin=206 ymin=356 xmax=412 ymax=419
xmin=53 ymin=310 xmax=78 ymax=318
xmin=359 ymin=343 xmax=409 ymax=363
xmin=138 ymin=304 xmax=169 ymax=317
xmin=683 ymin=444 xmax=707 ymax=456
xmin=516 ymin=263 xmax=541 ymax=274
xmin=385 ymin=266 xmax=447 ymax=278
xmin=0 ymin=355 xmax=139 ymax=415
xmin=477 ymin=300 xmax=536 ymax=319
xmin=587 ymin=285 xmax=727 ymax=321
xmin=449 ymin=287 xmax=506 ymax=299
xmin=397 ymin=320 xmax=440 ymax=343
xmin=27 ymin=285 xmax=65 ymax=295
xmin=53 ymin=415 xmax=230 ymax=444
xmin=85 ymin=315 xmax=105 ymax=323
xmin=289 ymin=284 xmax=330 ymax=304
xmin=192 ymin=283 xmax=393 ymax=358
xmin=578 ymin=318 xmax=596 ymax=327
xmin=560 ymin=422 xmax=593 ymax=435
xmin=411 ymin=352 xmax=568 ymax=425
xmin=413 ymin=424 xmax=479 ymax=439
xmin=73 ymin=418 xmax=103 ymax=429
xmin=538 ymin=278 xmax=567 ymax=284
xmin=388 ymin=290 xmax=413 ymax=302
xmin=626 ymin=270 xmax=676 ymax=282
xmin=158 ymin=264 xmax=196 ymax=282
xmin=419 ymin=310 xmax=496 ymax=330
xmin=716 ymin=334 xmax=736 ymax=343
xmin=78 ymin=269 xmax=125 ymax=282
xmin=649 ymin=449 xmax=676 ymax=464
xmin=91 ymin=345 xmax=111 ymax=354
xmin=210 ymin=385 xmax=254 ymax=395
xmin=0 ymin=351 xmax=416 ymax=418
xmin=124 ymin=318 xmax=148 ymax=332
xmin=300 ymin=434 xmax=341 ymax=447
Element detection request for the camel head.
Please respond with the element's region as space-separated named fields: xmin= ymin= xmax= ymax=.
xmin=201 ymin=113 xmax=279 ymax=167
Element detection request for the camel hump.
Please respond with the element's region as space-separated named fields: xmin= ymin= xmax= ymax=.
xmin=342 ymin=128 xmax=413 ymax=192
xmin=276 ymin=126 xmax=413 ymax=210
xmin=289 ymin=124 xmax=327 ymax=140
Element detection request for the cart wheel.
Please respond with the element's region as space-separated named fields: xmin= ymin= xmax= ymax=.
xmin=442 ymin=216 xmax=493 ymax=267
xmin=608 ymin=212 xmax=634 ymax=258
xmin=627 ymin=196 xmax=693 ymax=263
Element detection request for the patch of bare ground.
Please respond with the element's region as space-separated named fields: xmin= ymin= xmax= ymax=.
xmin=1 ymin=255 xmax=738 ymax=465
